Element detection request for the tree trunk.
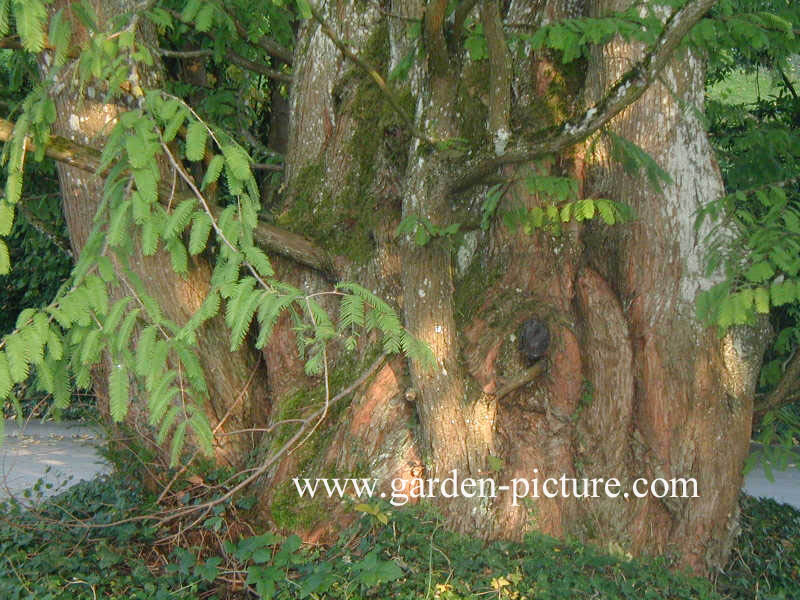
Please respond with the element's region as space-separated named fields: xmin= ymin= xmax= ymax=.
xmin=38 ymin=0 xmax=768 ymax=574
xmin=46 ymin=0 xmax=268 ymax=467
xmin=271 ymin=0 xmax=769 ymax=572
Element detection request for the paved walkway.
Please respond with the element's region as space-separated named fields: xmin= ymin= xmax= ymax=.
xmin=0 ymin=419 xmax=110 ymax=503
xmin=1 ymin=419 xmax=799 ymax=510
xmin=742 ymin=444 xmax=800 ymax=509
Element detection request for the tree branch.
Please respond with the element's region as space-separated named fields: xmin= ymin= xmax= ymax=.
xmin=480 ymin=0 xmax=512 ymax=155
xmin=495 ymin=362 xmax=545 ymax=402
xmin=223 ymin=7 xmax=294 ymax=65
xmin=754 ymin=348 xmax=800 ymax=423
xmin=167 ymin=6 xmax=294 ymax=66
xmin=225 ymin=50 xmax=293 ymax=84
xmin=452 ymin=0 xmax=480 ymax=49
xmin=0 ymin=117 xmax=340 ymax=279
xmin=308 ymin=2 xmax=436 ymax=146
xmin=0 ymin=36 xmax=22 ymax=50
xmin=448 ymin=0 xmax=719 ymax=194
xmin=424 ymin=0 xmax=450 ymax=77
xmin=156 ymin=47 xmax=292 ymax=83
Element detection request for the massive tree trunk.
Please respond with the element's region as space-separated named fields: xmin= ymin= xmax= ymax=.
xmin=267 ymin=0 xmax=768 ymax=572
xmin=35 ymin=0 xmax=768 ymax=575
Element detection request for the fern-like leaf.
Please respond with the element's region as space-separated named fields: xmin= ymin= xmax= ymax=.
xmin=135 ymin=326 xmax=157 ymax=377
xmin=170 ymin=421 xmax=187 ymax=467
xmin=52 ymin=361 xmax=71 ymax=409
xmin=201 ymin=155 xmax=225 ymax=190
xmin=49 ymin=8 xmax=72 ymax=67
xmin=6 ymin=334 xmax=29 ymax=383
xmin=157 ymin=405 xmax=180 ymax=444
xmin=176 ymin=343 xmax=207 ymax=394
xmin=165 ymin=198 xmax=197 ymax=240
xmin=244 ymin=245 xmax=274 ymax=278
xmin=0 ymin=0 xmax=9 ymax=37
xmin=189 ymin=410 xmax=214 ymax=457
xmin=167 ymin=238 xmax=189 ymax=275
xmin=221 ymin=144 xmax=251 ymax=181
xmin=109 ymin=363 xmax=130 ymax=422
xmin=189 ymin=211 xmax=213 ymax=255
xmin=115 ymin=308 xmax=141 ymax=354
xmin=103 ymin=298 xmax=132 ymax=335
xmin=0 ymin=201 xmax=13 ymax=236
xmin=0 ymin=239 xmax=10 ymax=275
xmin=0 ymin=351 xmax=12 ymax=398
xmin=13 ymin=0 xmax=47 ymax=52
xmin=185 ymin=120 xmax=208 ymax=161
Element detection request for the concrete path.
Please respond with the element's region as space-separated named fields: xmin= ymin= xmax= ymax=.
xmin=0 ymin=418 xmax=111 ymax=504
xmin=742 ymin=445 xmax=800 ymax=510
xmin=1 ymin=419 xmax=799 ymax=510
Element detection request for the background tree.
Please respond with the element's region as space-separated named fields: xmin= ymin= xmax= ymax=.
xmin=0 ymin=0 xmax=798 ymax=574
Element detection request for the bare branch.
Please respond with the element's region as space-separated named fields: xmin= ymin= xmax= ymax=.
xmin=156 ymin=352 xmax=389 ymax=527
xmin=251 ymin=162 xmax=283 ymax=172
xmin=223 ymin=7 xmax=294 ymax=65
xmin=166 ymin=5 xmax=294 ymax=66
xmin=225 ymin=50 xmax=293 ymax=84
xmin=448 ymin=0 xmax=719 ymax=194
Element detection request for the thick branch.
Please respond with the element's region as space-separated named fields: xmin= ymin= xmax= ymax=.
xmin=0 ymin=36 xmax=22 ymax=50
xmin=0 ymin=118 xmax=102 ymax=171
xmin=0 ymin=117 xmax=339 ymax=279
xmin=480 ymin=0 xmax=511 ymax=153
xmin=308 ymin=3 xmax=434 ymax=146
xmin=754 ymin=349 xmax=800 ymax=422
xmin=452 ymin=0 xmax=480 ymax=48
xmin=448 ymin=0 xmax=719 ymax=194
xmin=156 ymin=47 xmax=292 ymax=83
xmin=424 ymin=0 xmax=450 ymax=77
xmin=225 ymin=8 xmax=294 ymax=65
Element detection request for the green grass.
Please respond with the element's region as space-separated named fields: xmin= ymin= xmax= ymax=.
xmin=707 ymin=69 xmax=792 ymax=106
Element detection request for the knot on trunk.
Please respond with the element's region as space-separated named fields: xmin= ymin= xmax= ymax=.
xmin=518 ymin=318 xmax=550 ymax=365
